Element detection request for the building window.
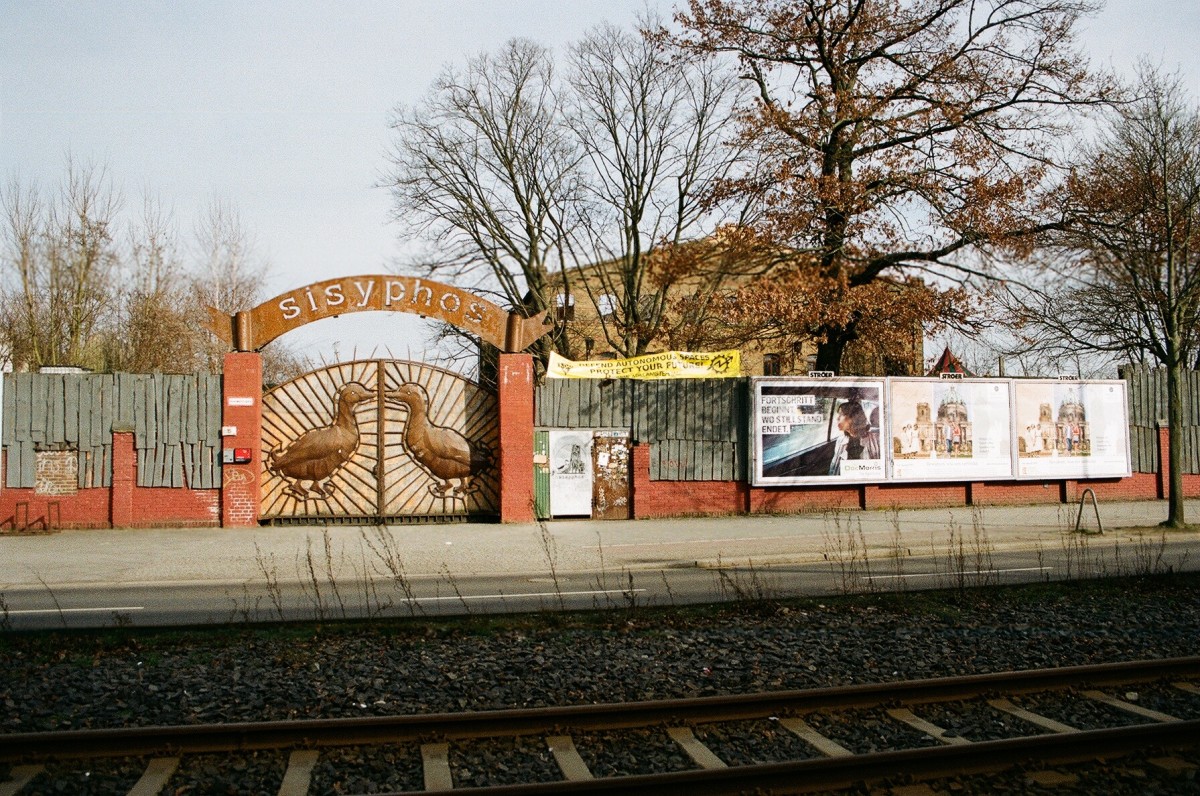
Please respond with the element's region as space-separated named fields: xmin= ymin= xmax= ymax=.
xmin=555 ymin=293 xmax=575 ymax=322
xmin=763 ymin=353 xmax=782 ymax=376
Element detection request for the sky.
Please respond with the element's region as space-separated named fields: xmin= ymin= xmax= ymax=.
xmin=3 ymin=0 xmax=1199 ymax=365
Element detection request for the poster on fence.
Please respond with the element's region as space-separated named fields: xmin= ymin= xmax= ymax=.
xmin=1013 ymin=380 xmax=1131 ymax=479
xmin=752 ymin=378 xmax=886 ymax=485
xmin=548 ymin=429 xmax=593 ymax=516
xmin=546 ymin=350 xmax=740 ymax=379
xmin=888 ymin=379 xmax=1015 ymax=481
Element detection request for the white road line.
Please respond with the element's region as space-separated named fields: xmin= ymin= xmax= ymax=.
xmin=7 ymin=606 xmax=144 ymax=615
xmin=415 ymin=589 xmax=645 ymax=603
xmin=603 ymin=536 xmax=797 ymax=549
xmin=866 ymin=567 xmax=1051 ymax=581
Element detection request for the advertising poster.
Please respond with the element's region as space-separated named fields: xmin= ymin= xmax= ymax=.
xmin=889 ymin=379 xmax=1014 ymax=481
xmin=548 ymin=429 xmax=593 ymax=516
xmin=1013 ymin=380 xmax=1131 ymax=479
xmin=753 ymin=378 xmax=886 ymax=485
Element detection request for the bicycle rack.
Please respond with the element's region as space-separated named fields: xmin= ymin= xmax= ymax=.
xmin=1073 ymin=487 xmax=1103 ymax=535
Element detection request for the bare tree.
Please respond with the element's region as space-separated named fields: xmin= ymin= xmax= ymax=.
xmin=385 ymin=38 xmax=581 ymax=364
xmin=566 ymin=20 xmax=749 ymax=357
xmin=0 ymin=156 xmax=121 ymax=370
xmin=1005 ymin=65 xmax=1200 ymax=527
xmin=384 ymin=22 xmax=750 ymax=365
xmin=188 ymin=197 xmax=305 ymax=381
xmin=103 ymin=195 xmax=201 ymax=371
xmin=665 ymin=0 xmax=1111 ymax=372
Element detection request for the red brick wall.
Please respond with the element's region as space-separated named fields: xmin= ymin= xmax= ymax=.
xmin=1 ymin=433 xmax=220 ymax=531
xmin=498 ymin=354 xmax=536 ymax=523
xmin=626 ymin=442 xmax=1199 ymax=519
xmin=221 ymin=352 xmax=263 ymax=528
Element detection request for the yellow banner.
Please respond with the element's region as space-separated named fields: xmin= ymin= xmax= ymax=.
xmin=547 ymin=350 xmax=740 ymax=379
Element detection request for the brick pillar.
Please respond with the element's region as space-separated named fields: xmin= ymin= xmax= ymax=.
xmin=498 ymin=353 xmax=535 ymax=523
xmin=221 ymin=352 xmax=263 ymax=528
xmin=1156 ymin=421 xmax=1170 ymax=499
xmin=631 ymin=443 xmax=653 ymax=519
xmin=110 ymin=431 xmax=136 ymax=528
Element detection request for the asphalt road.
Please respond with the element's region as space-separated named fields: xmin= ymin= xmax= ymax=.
xmin=4 ymin=538 xmax=1197 ymax=631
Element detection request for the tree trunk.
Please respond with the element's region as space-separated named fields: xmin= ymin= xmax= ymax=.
xmin=1164 ymin=360 xmax=1187 ymax=527
xmin=813 ymin=324 xmax=856 ymax=374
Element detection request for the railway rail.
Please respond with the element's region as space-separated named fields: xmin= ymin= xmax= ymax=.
xmin=3 ymin=657 xmax=1199 ymax=795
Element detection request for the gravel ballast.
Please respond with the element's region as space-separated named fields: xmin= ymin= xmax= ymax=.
xmin=2 ymin=574 xmax=1198 ymax=792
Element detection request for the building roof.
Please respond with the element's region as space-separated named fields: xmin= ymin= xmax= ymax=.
xmin=925 ymin=346 xmax=975 ymax=377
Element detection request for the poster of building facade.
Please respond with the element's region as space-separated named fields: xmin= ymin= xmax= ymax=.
xmin=1013 ymin=380 xmax=1131 ymax=479
xmin=753 ymin=378 xmax=886 ymax=485
xmin=889 ymin=379 xmax=1015 ymax=481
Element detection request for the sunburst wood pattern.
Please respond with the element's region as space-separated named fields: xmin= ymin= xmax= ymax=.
xmin=260 ymin=360 xmax=498 ymax=521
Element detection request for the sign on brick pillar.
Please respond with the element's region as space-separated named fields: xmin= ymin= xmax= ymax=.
xmin=498 ymin=353 xmax=535 ymax=523
xmin=110 ymin=431 xmax=135 ymax=528
xmin=222 ymin=352 xmax=263 ymax=527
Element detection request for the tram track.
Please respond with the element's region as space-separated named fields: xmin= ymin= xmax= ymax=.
xmin=2 ymin=656 xmax=1198 ymax=794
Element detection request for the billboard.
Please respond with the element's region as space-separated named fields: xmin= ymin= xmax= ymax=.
xmin=888 ymin=379 xmax=1015 ymax=481
xmin=1013 ymin=380 xmax=1131 ymax=479
xmin=753 ymin=378 xmax=886 ymax=485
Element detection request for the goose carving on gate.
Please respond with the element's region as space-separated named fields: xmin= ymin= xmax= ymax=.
xmin=265 ymin=381 xmax=373 ymax=500
xmin=384 ymin=382 xmax=494 ymax=498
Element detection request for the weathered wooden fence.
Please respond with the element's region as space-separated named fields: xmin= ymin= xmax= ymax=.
xmin=1120 ymin=365 xmax=1200 ymax=474
xmin=535 ymin=378 xmax=748 ymax=480
xmin=3 ymin=372 xmax=222 ymax=489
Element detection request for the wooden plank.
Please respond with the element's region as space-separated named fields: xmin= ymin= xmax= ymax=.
xmin=204 ymin=373 xmax=221 ymax=443
xmin=5 ymin=438 xmax=21 ymax=488
xmin=666 ymin=726 xmax=727 ymax=769
xmin=420 ymin=743 xmax=453 ymax=792
xmin=126 ymin=758 xmax=179 ymax=796
xmin=29 ymin=374 xmax=47 ymax=442
xmin=95 ymin=376 xmax=113 ymax=448
xmin=77 ymin=448 xmax=89 ymax=489
xmin=2 ymin=374 xmax=16 ymax=445
xmin=76 ymin=379 xmax=93 ymax=456
xmin=48 ymin=375 xmax=66 ymax=443
xmin=0 ymin=765 xmax=44 ymax=796
xmin=182 ymin=376 xmax=196 ymax=443
xmin=13 ymin=373 xmax=33 ymax=442
xmin=132 ymin=374 xmax=147 ymax=445
xmin=115 ymin=373 xmax=135 ymax=429
xmin=169 ymin=443 xmax=183 ymax=487
xmin=146 ymin=375 xmax=159 ymax=448
xmin=19 ymin=440 xmax=35 ymax=486
xmin=102 ymin=444 xmax=112 ymax=488
xmin=63 ymin=376 xmax=80 ymax=444
xmin=547 ymin=735 xmax=593 ymax=781
xmin=87 ymin=378 xmax=101 ymax=449
xmin=278 ymin=750 xmax=320 ymax=796
xmin=166 ymin=376 xmax=183 ymax=446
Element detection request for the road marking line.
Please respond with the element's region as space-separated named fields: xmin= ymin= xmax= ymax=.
xmin=415 ymin=589 xmax=645 ymax=603
xmin=866 ymin=567 xmax=1051 ymax=581
xmin=7 ymin=606 xmax=144 ymax=615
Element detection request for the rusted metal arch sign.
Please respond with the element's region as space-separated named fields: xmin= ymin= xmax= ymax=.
xmin=207 ymin=274 xmax=552 ymax=353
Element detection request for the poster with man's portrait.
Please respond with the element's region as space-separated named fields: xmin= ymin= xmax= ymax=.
xmin=888 ymin=379 xmax=1014 ymax=481
xmin=1013 ymin=380 xmax=1131 ymax=478
xmin=753 ymin=378 xmax=886 ymax=485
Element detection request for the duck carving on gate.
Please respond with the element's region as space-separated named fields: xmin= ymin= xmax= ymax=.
xmin=385 ymin=382 xmax=495 ymax=498
xmin=265 ymin=381 xmax=373 ymax=500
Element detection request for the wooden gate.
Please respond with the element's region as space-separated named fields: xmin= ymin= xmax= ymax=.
xmin=260 ymin=359 xmax=499 ymax=523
